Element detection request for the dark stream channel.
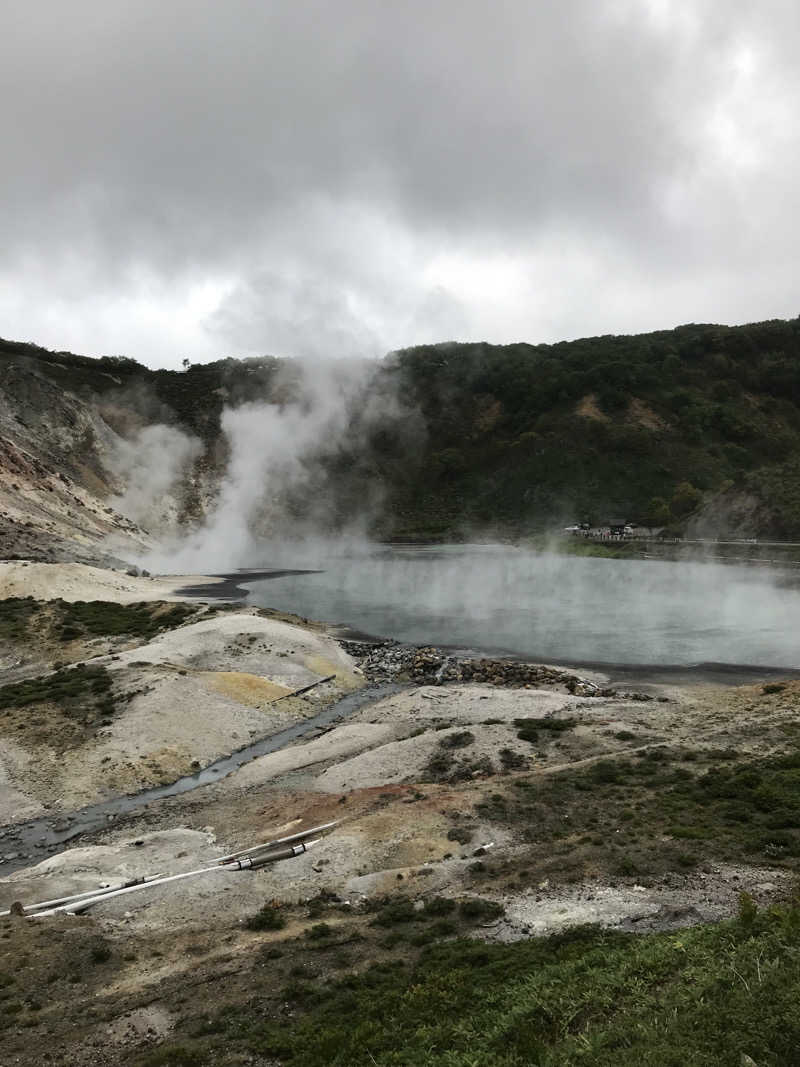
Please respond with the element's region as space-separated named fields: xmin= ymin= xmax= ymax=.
xmin=0 ymin=682 xmax=404 ymax=876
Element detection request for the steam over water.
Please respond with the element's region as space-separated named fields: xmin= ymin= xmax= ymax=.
xmin=245 ymin=545 xmax=800 ymax=668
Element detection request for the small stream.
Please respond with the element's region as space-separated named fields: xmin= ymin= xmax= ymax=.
xmin=0 ymin=682 xmax=404 ymax=876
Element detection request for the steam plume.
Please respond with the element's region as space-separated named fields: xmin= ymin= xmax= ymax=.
xmin=136 ymin=357 xmax=414 ymax=572
xmin=109 ymin=423 xmax=201 ymax=533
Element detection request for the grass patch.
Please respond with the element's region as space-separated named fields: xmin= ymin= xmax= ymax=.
xmin=370 ymin=899 xmax=418 ymax=927
xmin=0 ymin=597 xmax=196 ymax=654
xmin=515 ymin=717 xmax=577 ymax=744
xmin=483 ymin=746 xmax=800 ymax=880
xmin=138 ymin=1046 xmax=205 ymax=1067
xmin=0 ymin=597 xmax=39 ymax=640
xmin=499 ymin=747 xmax=528 ymax=771
xmin=244 ymin=904 xmax=286 ymax=932
xmin=423 ymin=748 xmax=494 ymax=784
xmin=446 ymin=826 xmax=473 ymax=845
xmin=458 ymin=898 xmax=504 ymax=922
xmin=0 ymin=663 xmax=114 ymax=717
xmin=306 ymin=923 xmax=334 ymax=941
xmin=423 ymin=896 xmax=457 ymax=917
xmin=439 ymin=730 xmax=475 ymax=750
xmin=195 ymin=901 xmax=800 ymax=1066
xmin=57 ymin=600 xmax=195 ymax=640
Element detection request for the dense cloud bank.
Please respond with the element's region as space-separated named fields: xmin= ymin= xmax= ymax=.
xmin=3 ymin=2 xmax=799 ymax=364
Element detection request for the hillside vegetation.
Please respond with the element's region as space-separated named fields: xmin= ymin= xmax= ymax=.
xmin=4 ymin=317 xmax=800 ymax=540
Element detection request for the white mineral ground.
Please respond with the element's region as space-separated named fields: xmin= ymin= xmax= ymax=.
xmin=0 ymin=559 xmax=795 ymax=946
xmin=0 ymin=560 xmax=222 ymax=603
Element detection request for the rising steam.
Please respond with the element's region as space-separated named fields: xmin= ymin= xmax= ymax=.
xmin=109 ymin=423 xmax=201 ymax=533
xmin=125 ymin=357 xmax=414 ymax=572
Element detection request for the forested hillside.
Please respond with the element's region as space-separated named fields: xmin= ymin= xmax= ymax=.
xmin=4 ymin=316 xmax=800 ymax=541
xmin=383 ymin=318 xmax=800 ymax=537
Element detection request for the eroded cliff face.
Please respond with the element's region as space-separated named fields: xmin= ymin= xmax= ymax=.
xmin=685 ymin=488 xmax=767 ymax=541
xmin=0 ymin=359 xmax=150 ymax=564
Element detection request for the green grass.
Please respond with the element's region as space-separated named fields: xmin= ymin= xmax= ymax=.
xmin=439 ymin=730 xmax=476 ymax=750
xmin=0 ymin=663 xmax=114 ymax=715
xmin=485 ymin=746 xmax=800 ymax=879
xmin=244 ymin=904 xmax=287 ymax=932
xmin=369 ymin=896 xmax=503 ymax=931
xmin=514 ymin=718 xmax=577 ymax=744
xmin=189 ymin=900 xmax=800 ymax=1066
xmin=0 ymin=596 xmax=195 ymax=647
xmin=57 ymin=600 xmax=195 ymax=640
xmin=0 ymin=597 xmax=39 ymax=640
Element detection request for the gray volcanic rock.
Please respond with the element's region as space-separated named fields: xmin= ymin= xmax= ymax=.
xmin=0 ymin=358 xmax=148 ymax=564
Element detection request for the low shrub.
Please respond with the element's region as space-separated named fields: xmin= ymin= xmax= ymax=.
xmin=370 ymin=899 xmax=418 ymax=927
xmin=499 ymin=747 xmax=527 ymax=771
xmin=439 ymin=731 xmax=475 ymax=750
xmin=515 ymin=717 xmax=577 ymax=743
xmin=0 ymin=597 xmax=38 ymax=640
xmin=139 ymin=1044 xmax=206 ymax=1066
xmin=423 ymin=897 xmax=457 ymax=917
xmin=446 ymin=826 xmax=473 ymax=845
xmin=305 ymin=923 xmax=333 ymax=940
xmin=0 ymin=663 xmax=115 ymax=717
xmin=459 ymin=898 xmax=504 ymax=922
xmin=245 ymin=904 xmax=286 ymax=931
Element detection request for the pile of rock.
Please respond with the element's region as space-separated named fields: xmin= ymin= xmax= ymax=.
xmin=343 ymin=640 xmax=417 ymax=681
xmin=346 ymin=640 xmax=606 ymax=694
xmin=411 ymin=649 xmax=583 ymax=690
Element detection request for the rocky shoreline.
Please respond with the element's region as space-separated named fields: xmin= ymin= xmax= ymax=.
xmin=341 ymin=638 xmax=658 ymax=699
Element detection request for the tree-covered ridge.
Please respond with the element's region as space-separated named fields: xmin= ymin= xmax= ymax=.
xmin=4 ymin=316 xmax=800 ymax=537
xmin=383 ymin=318 xmax=800 ymax=535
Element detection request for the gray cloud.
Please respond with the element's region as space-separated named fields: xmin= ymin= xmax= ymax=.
xmin=1 ymin=0 xmax=799 ymax=366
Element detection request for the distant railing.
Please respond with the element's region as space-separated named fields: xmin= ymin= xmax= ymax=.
xmin=561 ymin=533 xmax=800 ymax=547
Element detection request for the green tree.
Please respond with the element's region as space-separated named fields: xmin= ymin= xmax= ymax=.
xmin=643 ymin=497 xmax=671 ymax=527
xmin=670 ymin=482 xmax=702 ymax=518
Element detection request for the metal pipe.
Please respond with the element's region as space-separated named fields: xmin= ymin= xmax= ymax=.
xmin=234 ymin=839 xmax=317 ymax=870
xmin=0 ymin=875 xmax=162 ymax=917
xmin=214 ymin=821 xmax=338 ymax=865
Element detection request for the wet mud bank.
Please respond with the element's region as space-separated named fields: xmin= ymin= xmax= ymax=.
xmin=172 ymin=567 xmax=322 ymax=599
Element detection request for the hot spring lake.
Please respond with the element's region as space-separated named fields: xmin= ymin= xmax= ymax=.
xmin=242 ymin=545 xmax=800 ymax=669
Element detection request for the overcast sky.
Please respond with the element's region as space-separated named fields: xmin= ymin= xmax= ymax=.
xmin=2 ymin=1 xmax=799 ymax=368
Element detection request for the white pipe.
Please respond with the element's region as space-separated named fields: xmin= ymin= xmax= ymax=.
xmin=33 ymin=839 xmax=319 ymax=917
xmin=0 ymin=874 xmax=162 ymax=917
xmin=36 ymin=863 xmax=232 ymax=916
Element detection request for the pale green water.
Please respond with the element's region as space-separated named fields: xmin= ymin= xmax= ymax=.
xmin=245 ymin=544 xmax=800 ymax=668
